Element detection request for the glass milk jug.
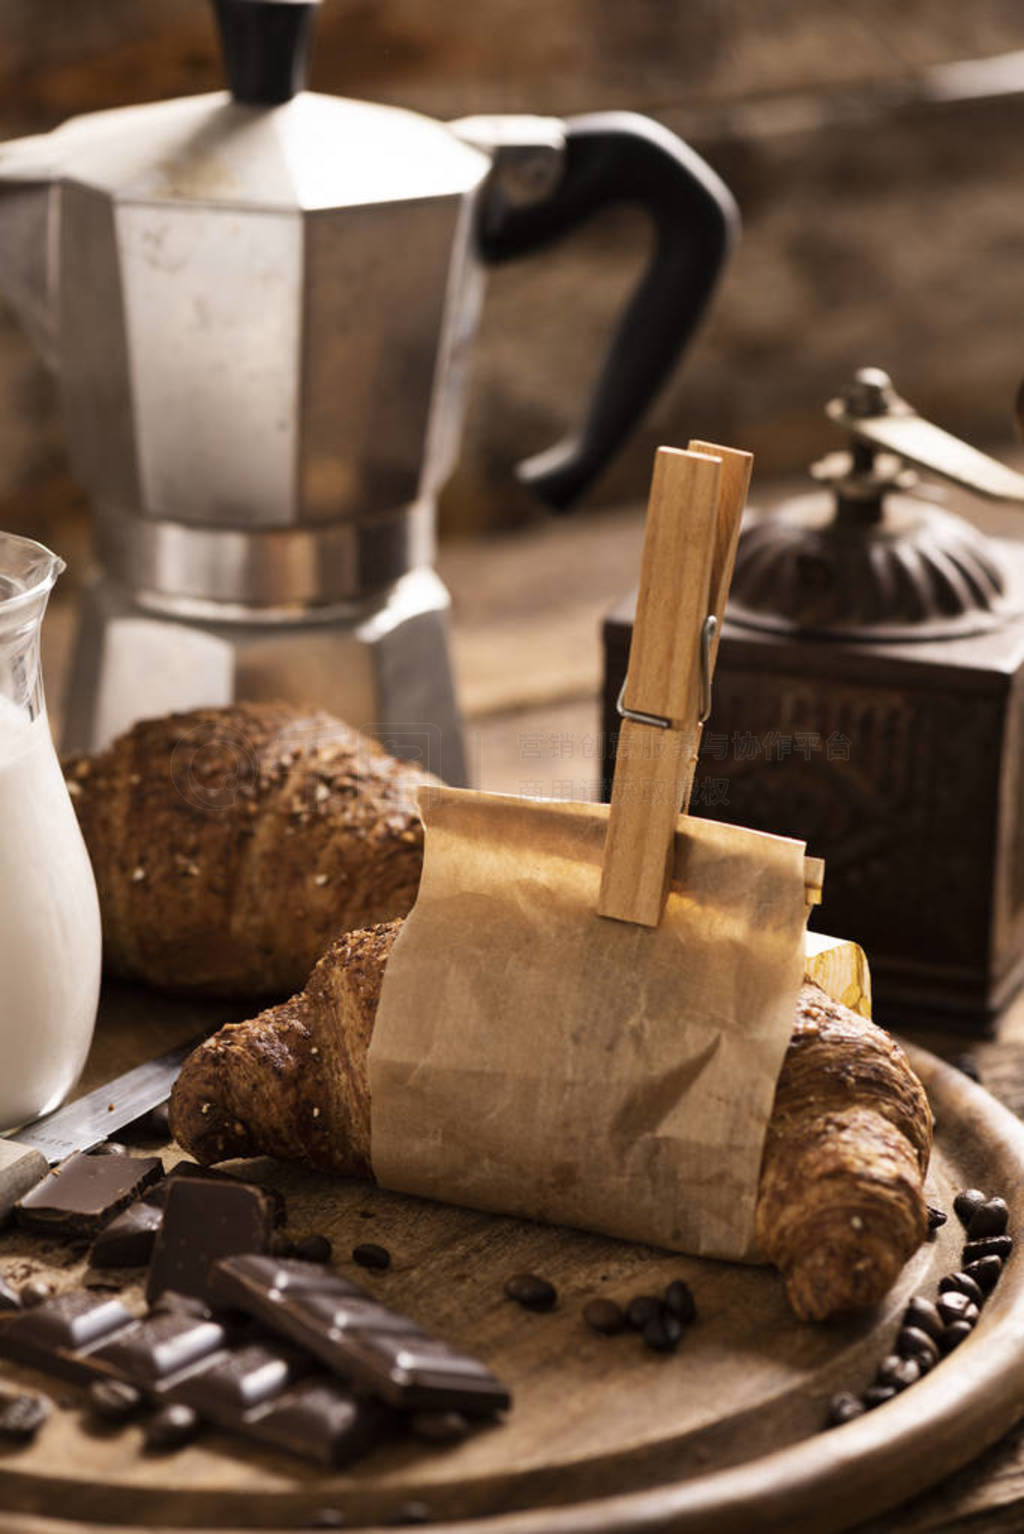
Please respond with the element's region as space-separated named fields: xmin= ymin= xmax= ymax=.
xmin=0 ymin=534 xmax=100 ymax=1129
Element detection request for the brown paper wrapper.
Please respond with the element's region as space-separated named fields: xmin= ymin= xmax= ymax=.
xmin=368 ymin=788 xmax=815 ymax=1261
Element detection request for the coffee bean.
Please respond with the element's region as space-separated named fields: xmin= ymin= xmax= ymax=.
xmin=294 ymin=1234 xmax=332 ymax=1264
xmin=390 ymin=1502 xmax=431 ymax=1526
xmin=583 ymin=1298 xmax=625 ymax=1336
xmin=937 ymin=1291 xmax=980 ymax=1327
xmin=664 ymin=1279 xmax=697 ymax=1325
xmin=897 ymin=1327 xmax=939 ymax=1371
xmin=503 ymin=1273 xmax=555 ymax=1311
xmin=88 ymin=1379 xmax=143 ymax=1422
xmin=626 ymin=1295 xmax=664 ymax=1330
xmin=145 ymin=1102 xmax=171 ymax=1139
xmin=954 ymin=1189 xmax=987 ymax=1228
xmin=903 ymin=1296 xmax=944 ymax=1342
xmin=963 ymin=1235 xmax=1013 ymax=1265
xmin=939 ymin=1320 xmax=974 ymax=1355
xmin=143 ymin=1403 xmax=200 ymax=1452
xmin=967 ymin=1198 xmax=1009 ymax=1240
xmin=19 ymin=1278 xmax=52 ymax=1309
xmin=642 ymin=1312 xmax=683 ymax=1353
xmin=411 ymin=1410 xmax=471 ymax=1444
xmin=927 ymin=1206 xmax=947 ymax=1234
xmin=0 ymin=1391 xmax=49 ymax=1440
xmin=963 ymin=1256 xmax=1003 ymax=1293
xmin=939 ymin=1272 xmax=985 ymax=1308
xmin=876 ymin=1354 xmax=920 ymax=1391
xmin=88 ymin=1141 xmax=128 ymax=1157
xmin=307 ymin=1513 xmax=346 ymax=1530
xmin=863 ymin=1385 xmax=897 ymax=1409
xmin=353 ymin=1243 xmax=392 ymax=1273
xmin=825 ymin=1392 xmax=865 ymax=1427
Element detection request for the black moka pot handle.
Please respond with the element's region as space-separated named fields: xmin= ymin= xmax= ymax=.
xmin=210 ymin=8 xmax=737 ymax=511
xmin=477 ymin=112 xmax=738 ymax=510
xmin=212 ymin=0 xmax=318 ymax=105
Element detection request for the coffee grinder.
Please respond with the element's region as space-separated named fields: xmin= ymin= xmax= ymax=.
xmin=604 ymin=369 xmax=1024 ymax=1029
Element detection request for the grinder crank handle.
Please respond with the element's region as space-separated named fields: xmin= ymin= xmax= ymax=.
xmin=472 ymin=112 xmax=738 ymax=510
xmin=598 ymin=444 xmax=751 ymax=928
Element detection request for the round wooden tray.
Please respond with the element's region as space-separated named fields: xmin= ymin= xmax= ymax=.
xmin=0 ymin=1044 xmax=1022 ymax=1534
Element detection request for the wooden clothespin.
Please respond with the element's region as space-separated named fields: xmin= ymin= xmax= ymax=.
xmin=597 ymin=442 xmax=752 ymax=926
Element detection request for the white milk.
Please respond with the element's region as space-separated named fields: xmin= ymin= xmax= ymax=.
xmin=0 ymin=697 xmax=101 ymax=1129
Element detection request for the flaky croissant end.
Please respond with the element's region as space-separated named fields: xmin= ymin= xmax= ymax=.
xmin=170 ymin=921 xmax=401 ymax=1175
xmin=755 ymin=985 xmax=931 ymax=1321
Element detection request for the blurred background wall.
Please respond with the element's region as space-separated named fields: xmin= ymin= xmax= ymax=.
xmin=1 ymin=0 xmax=1024 ymax=558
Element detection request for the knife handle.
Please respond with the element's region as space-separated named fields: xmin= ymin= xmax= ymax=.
xmin=0 ymin=1140 xmax=48 ymax=1227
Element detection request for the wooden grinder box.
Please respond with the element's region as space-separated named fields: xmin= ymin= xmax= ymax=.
xmin=603 ymin=552 xmax=1024 ymax=1034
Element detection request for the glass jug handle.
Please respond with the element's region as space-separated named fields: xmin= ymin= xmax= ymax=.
xmin=473 ymin=111 xmax=738 ymax=510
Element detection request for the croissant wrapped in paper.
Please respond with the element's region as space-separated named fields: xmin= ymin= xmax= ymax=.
xmin=170 ymin=920 xmax=932 ymax=1322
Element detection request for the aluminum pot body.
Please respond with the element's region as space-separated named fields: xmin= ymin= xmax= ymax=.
xmin=0 ymin=91 xmax=490 ymax=610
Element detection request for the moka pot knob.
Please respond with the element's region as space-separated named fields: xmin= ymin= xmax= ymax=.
xmin=212 ymin=0 xmax=320 ymax=106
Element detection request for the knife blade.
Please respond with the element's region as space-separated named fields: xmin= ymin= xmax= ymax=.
xmin=0 ymin=1036 xmax=202 ymax=1223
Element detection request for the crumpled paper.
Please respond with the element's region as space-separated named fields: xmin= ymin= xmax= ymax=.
xmin=368 ymin=788 xmax=817 ymax=1260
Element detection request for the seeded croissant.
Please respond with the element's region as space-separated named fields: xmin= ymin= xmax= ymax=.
xmin=64 ymin=705 xmax=433 ymax=997
xmin=170 ymin=921 xmax=931 ymax=1321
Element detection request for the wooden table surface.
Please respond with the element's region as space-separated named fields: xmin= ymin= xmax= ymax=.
xmin=33 ymin=484 xmax=1024 ymax=1531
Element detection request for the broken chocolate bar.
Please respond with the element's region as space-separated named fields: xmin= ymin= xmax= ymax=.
xmin=144 ymin=1162 xmax=285 ymax=1217
xmin=0 ymin=1290 xmax=380 ymax=1466
xmin=209 ymin=1255 xmax=510 ymax=1416
xmin=145 ymin=1177 xmax=277 ymax=1304
xmin=16 ymin=1152 xmax=164 ymax=1239
xmin=91 ymin=1163 xmax=281 ymax=1270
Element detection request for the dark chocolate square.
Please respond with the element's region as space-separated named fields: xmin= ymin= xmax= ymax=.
xmin=145 ymin=1177 xmax=276 ymax=1305
xmin=90 ymin=1202 xmax=164 ymax=1268
xmin=245 ymin=1380 xmax=381 ymax=1466
xmin=91 ymin=1312 xmax=227 ymax=1384
xmin=172 ymin=1342 xmax=307 ymax=1413
xmin=16 ymin=1153 xmax=164 ymax=1239
xmin=10 ymin=1292 xmax=133 ymax=1351
xmin=289 ymin=1292 xmax=421 ymax=1336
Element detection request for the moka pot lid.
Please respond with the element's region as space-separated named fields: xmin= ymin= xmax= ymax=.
xmin=0 ymin=0 xmax=488 ymax=215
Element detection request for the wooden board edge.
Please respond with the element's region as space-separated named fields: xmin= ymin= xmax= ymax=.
xmin=4 ymin=1049 xmax=1022 ymax=1534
